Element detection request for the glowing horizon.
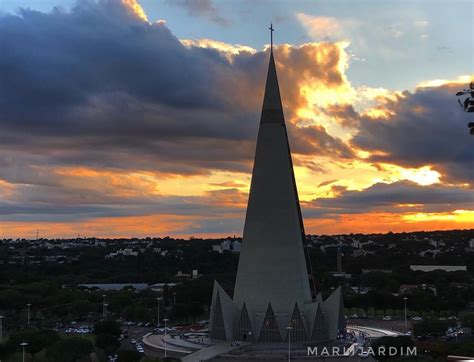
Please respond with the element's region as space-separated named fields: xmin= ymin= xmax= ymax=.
xmin=0 ymin=0 xmax=472 ymax=239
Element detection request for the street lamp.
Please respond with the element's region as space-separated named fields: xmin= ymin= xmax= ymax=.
xmin=20 ymin=341 xmax=28 ymax=362
xmin=163 ymin=318 xmax=169 ymax=358
xmin=286 ymin=325 xmax=293 ymax=362
xmin=26 ymin=304 xmax=31 ymax=326
xmin=156 ymin=297 xmax=162 ymax=327
xmin=104 ymin=303 xmax=109 ymax=321
xmin=173 ymin=292 xmax=176 ymax=305
xmin=0 ymin=315 xmax=4 ymax=344
xmin=403 ymin=297 xmax=408 ymax=328
xmin=102 ymin=294 xmax=106 ymax=320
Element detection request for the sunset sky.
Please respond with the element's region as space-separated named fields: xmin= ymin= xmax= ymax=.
xmin=0 ymin=0 xmax=473 ymax=239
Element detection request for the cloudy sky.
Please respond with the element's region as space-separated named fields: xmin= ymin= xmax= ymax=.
xmin=0 ymin=0 xmax=473 ymax=239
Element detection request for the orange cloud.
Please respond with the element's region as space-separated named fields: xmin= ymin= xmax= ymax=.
xmin=122 ymin=0 xmax=148 ymax=22
xmin=304 ymin=211 xmax=474 ymax=235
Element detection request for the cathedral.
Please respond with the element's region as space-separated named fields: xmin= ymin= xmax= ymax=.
xmin=209 ymin=30 xmax=345 ymax=343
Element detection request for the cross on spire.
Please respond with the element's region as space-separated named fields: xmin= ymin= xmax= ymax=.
xmin=269 ymin=23 xmax=274 ymax=51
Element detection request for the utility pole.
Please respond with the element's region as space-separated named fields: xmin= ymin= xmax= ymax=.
xmin=21 ymin=341 xmax=28 ymax=362
xmin=27 ymin=303 xmax=31 ymax=326
xmin=104 ymin=302 xmax=108 ymax=321
xmin=156 ymin=297 xmax=162 ymax=327
xmin=163 ymin=318 xmax=169 ymax=358
xmin=0 ymin=315 xmax=4 ymax=344
xmin=102 ymin=294 xmax=106 ymax=320
xmin=403 ymin=297 xmax=408 ymax=328
xmin=286 ymin=325 xmax=293 ymax=362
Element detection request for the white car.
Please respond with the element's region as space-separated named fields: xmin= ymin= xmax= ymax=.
xmin=382 ymin=316 xmax=392 ymax=321
xmin=130 ymin=339 xmax=136 ymax=344
xmin=412 ymin=316 xmax=423 ymax=321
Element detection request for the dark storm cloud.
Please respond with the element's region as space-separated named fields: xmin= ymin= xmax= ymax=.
xmin=305 ymin=180 xmax=474 ymax=217
xmin=352 ymin=84 xmax=474 ymax=185
xmin=0 ymin=0 xmax=262 ymax=175
xmin=0 ymin=0 xmax=351 ymax=177
xmin=324 ymin=104 xmax=361 ymax=128
xmin=0 ymin=184 xmax=247 ymax=222
xmin=165 ymin=0 xmax=230 ymax=26
xmin=289 ymin=123 xmax=355 ymax=159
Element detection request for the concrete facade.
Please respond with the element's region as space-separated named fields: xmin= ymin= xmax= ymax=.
xmin=209 ymin=49 xmax=344 ymax=343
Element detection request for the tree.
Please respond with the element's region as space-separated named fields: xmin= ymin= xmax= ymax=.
xmin=117 ymin=349 xmax=141 ymax=362
xmin=46 ymin=338 xmax=93 ymax=362
xmin=7 ymin=328 xmax=59 ymax=359
xmin=371 ymin=336 xmax=414 ymax=360
xmin=95 ymin=333 xmax=120 ymax=355
xmin=0 ymin=342 xmax=15 ymax=360
xmin=462 ymin=314 xmax=474 ymax=329
xmin=413 ymin=320 xmax=450 ymax=338
xmin=93 ymin=320 xmax=121 ymax=336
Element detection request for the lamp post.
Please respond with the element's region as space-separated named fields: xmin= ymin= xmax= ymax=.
xmin=156 ymin=297 xmax=162 ymax=327
xmin=163 ymin=318 xmax=169 ymax=358
xmin=102 ymin=294 xmax=106 ymax=320
xmin=0 ymin=315 xmax=4 ymax=344
xmin=403 ymin=297 xmax=408 ymax=328
xmin=173 ymin=292 xmax=176 ymax=305
xmin=27 ymin=304 xmax=31 ymax=326
xmin=104 ymin=303 xmax=108 ymax=321
xmin=286 ymin=325 xmax=293 ymax=362
xmin=21 ymin=341 xmax=28 ymax=362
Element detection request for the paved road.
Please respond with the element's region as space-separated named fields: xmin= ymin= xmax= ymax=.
xmin=181 ymin=341 xmax=247 ymax=362
xmin=120 ymin=325 xmax=153 ymax=351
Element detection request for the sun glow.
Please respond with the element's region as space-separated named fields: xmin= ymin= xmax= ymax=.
xmin=403 ymin=210 xmax=474 ymax=222
xmin=374 ymin=165 xmax=441 ymax=186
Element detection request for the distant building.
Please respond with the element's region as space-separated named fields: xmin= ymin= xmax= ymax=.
xmin=429 ymin=239 xmax=444 ymax=249
xmin=351 ymin=240 xmax=361 ymax=249
xmin=221 ymin=239 xmax=231 ymax=251
xmin=148 ymin=283 xmax=178 ymax=293
xmin=362 ymin=269 xmax=393 ymax=274
xmin=400 ymin=283 xmax=437 ymax=296
xmin=469 ymin=239 xmax=474 ymax=249
xmin=410 ymin=265 xmax=467 ymax=272
xmin=175 ymin=271 xmax=191 ymax=279
xmin=232 ymin=240 xmax=241 ymax=252
xmin=105 ymin=248 xmax=138 ymax=258
xmin=212 ymin=240 xmax=241 ymax=253
xmin=78 ymin=283 xmax=149 ymax=291
xmin=175 ymin=269 xmax=201 ymax=279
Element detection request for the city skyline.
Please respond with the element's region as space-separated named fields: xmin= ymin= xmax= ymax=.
xmin=0 ymin=0 xmax=473 ymax=238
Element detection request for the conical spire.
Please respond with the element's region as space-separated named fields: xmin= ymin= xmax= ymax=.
xmin=233 ymin=41 xmax=313 ymax=315
xmin=210 ymin=27 xmax=345 ymax=343
xmin=261 ymin=51 xmax=284 ymax=119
